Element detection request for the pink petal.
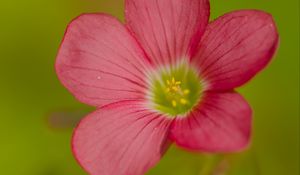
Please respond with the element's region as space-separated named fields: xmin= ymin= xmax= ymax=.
xmin=170 ymin=92 xmax=252 ymax=152
xmin=72 ymin=101 xmax=172 ymax=175
xmin=125 ymin=0 xmax=210 ymax=66
xmin=192 ymin=10 xmax=279 ymax=90
xmin=56 ymin=14 xmax=151 ymax=107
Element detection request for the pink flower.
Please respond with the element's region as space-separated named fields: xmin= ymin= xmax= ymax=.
xmin=55 ymin=0 xmax=278 ymax=174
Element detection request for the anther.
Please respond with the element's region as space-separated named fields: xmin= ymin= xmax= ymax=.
xmin=175 ymin=81 xmax=181 ymax=85
xmin=172 ymin=100 xmax=177 ymax=107
xmin=171 ymin=86 xmax=178 ymax=91
xmin=172 ymin=77 xmax=175 ymax=84
xmin=180 ymin=98 xmax=188 ymax=105
xmin=166 ymin=88 xmax=170 ymax=92
xmin=183 ymin=89 xmax=190 ymax=95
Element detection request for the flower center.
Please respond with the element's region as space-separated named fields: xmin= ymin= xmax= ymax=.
xmin=147 ymin=62 xmax=203 ymax=117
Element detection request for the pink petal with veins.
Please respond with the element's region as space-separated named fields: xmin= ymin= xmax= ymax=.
xmin=56 ymin=14 xmax=151 ymax=107
xmin=170 ymin=92 xmax=252 ymax=152
xmin=192 ymin=10 xmax=279 ymax=90
xmin=72 ymin=101 xmax=172 ymax=175
xmin=126 ymin=0 xmax=210 ymax=66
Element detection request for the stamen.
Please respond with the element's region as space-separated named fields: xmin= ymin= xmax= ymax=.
xmin=172 ymin=77 xmax=175 ymax=84
xmin=183 ymin=89 xmax=190 ymax=95
xmin=149 ymin=62 xmax=202 ymax=116
xmin=175 ymin=81 xmax=181 ymax=85
xmin=172 ymin=86 xmax=178 ymax=91
xmin=180 ymin=98 xmax=187 ymax=105
xmin=167 ymin=80 xmax=170 ymax=85
xmin=166 ymin=88 xmax=170 ymax=92
xmin=163 ymin=77 xmax=195 ymax=111
xmin=172 ymin=100 xmax=177 ymax=107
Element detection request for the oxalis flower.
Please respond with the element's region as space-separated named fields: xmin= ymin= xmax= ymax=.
xmin=55 ymin=0 xmax=278 ymax=174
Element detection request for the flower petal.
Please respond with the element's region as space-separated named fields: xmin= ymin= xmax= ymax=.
xmin=192 ymin=10 xmax=279 ymax=90
xmin=56 ymin=14 xmax=151 ymax=107
xmin=72 ymin=101 xmax=172 ymax=175
xmin=125 ymin=0 xmax=210 ymax=66
xmin=170 ymin=92 xmax=252 ymax=152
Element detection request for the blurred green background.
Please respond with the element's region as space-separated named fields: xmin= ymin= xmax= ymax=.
xmin=0 ymin=0 xmax=299 ymax=174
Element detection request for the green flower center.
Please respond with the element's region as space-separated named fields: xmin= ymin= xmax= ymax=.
xmin=147 ymin=62 xmax=203 ymax=117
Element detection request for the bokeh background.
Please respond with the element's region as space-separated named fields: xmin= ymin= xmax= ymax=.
xmin=0 ymin=0 xmax=299 ymax=174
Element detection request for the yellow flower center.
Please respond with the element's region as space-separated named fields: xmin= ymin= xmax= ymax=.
xmin=147 ymin=62 xmax=203 ymax=117
xmin=165 ymin=77 xmax=190 ymax=107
